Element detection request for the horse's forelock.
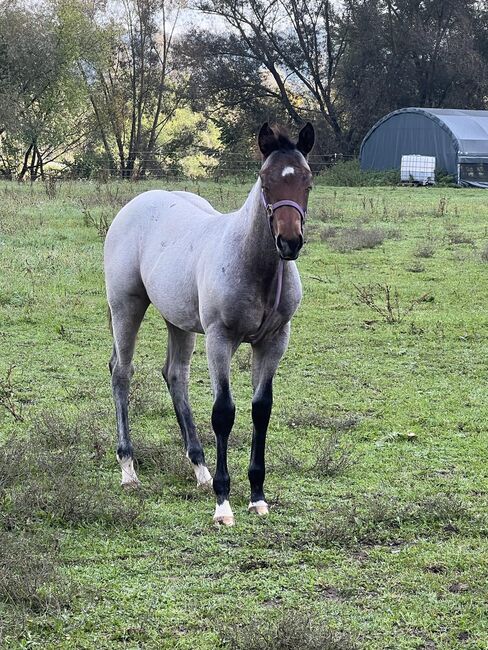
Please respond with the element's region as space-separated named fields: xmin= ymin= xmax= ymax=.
xmin=270 ymin=125 xmax=296 ymax=152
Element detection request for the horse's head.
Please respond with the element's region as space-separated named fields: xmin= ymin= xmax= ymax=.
xmin=258 ymin=122 xmax=315 ymax=260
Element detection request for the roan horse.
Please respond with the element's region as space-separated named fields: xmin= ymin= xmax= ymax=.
xmin=104 ymin=122 xmax=315 ymax=526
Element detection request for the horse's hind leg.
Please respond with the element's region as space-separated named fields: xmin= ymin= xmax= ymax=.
xmin=163 ymin=321 xmax=212 ymax=488
xmin=109 ymin=294 xmax=149 ymax=487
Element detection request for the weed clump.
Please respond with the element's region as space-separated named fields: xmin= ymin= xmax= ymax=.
xmin=281 ymin=411 xmax=358 ymax=478
xmin=0 ymin=532 xmax=66 ymax=612
xmin=310 ymin=493 xmax=470 ymax=548
xmin=480 ymin=243 xmax=488 ymax=262
xmin=224 ymin=611 xmax=357 ymax=650
xmin=414 ymin=240 xmax=436 ymax=258
xmin=312 ymin=431 xmax=355 ymax=477
xmin=329 ymin=226 xmax=388 ymax=252
xmin=0 ymin=411 xmax=141 ymax=529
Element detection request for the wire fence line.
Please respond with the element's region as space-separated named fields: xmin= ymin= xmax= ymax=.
xmin=0 ymin=151 xmax=357 ymax=183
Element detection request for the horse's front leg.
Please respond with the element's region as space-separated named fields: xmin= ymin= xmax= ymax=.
xmin=249 ymin=324 xmax=290 ymax=516
xmin=206 ymin=326 xmax=237 ymax=526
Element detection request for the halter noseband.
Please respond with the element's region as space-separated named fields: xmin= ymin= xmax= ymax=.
xmin=260 ymin=190 xmax=306 ymax=240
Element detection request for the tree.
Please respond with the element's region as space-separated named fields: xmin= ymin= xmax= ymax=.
xmin=78 ymin=0 xmax=184 ymax=178
xmin=0 ymin=0 xmax=90 ymax=179
xmin=338 ymin=0 xmax=488 ymax=150
xmin=181 ymin=0 xmax=352 ymax=154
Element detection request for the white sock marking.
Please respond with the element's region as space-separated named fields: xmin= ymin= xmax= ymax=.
xmin=249 ymin=500 xmax=268 ymax=510
xmin=118 ymin=456 xmax=140 ymax=486
xmin=214 ymin=500 xmax=233 ymax=520
xmin=194 ymin=464 xmax=212 ymax=486
xmin=282 ymin=166 xmax=295 ymax=176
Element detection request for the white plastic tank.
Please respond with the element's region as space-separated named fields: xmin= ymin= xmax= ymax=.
xmin=400 ymin=155 xmax=436 ymax=184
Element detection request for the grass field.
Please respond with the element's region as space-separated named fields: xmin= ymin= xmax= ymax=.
xmin=0 ymin=178 xmax=487 ymax=649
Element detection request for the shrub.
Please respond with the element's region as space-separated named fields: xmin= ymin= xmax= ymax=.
xmin=318 ymin=159 xmax=399 ymax=187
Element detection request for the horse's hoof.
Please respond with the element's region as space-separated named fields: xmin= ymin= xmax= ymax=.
xmin=248 ymin=500 xmax=269 ymax=516
xmin=121 ymin=479 xmax=141 ymax=490
xmin=198 ymin=477 xmax=213 ymax=489
xmin=214 ymin=501 xmax=234 ymax=526
xmin=214 ymin=515 xmax=235 ymax=527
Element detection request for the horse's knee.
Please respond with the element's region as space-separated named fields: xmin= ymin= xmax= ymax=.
xmin=212 ymin=391 xmax=235 ymax=437
xmin=252 ymin=385 xmax=273 ymax=429
xmin=111 ymin=362 xmax=134 ymax=397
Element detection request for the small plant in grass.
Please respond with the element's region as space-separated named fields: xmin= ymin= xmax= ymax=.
xmin=414 ymin=239 xmax=436 ymax=258
xmin=80 ymin=199 xmax=110 ymax=239
xmin=0 ymin=365 xmax=24 ymax=422
xmin=312 ymin=430 xmax=354 ymax=477
xmin=280 ymin=412 xmax=357 ymax=477
xmin=436 ymin=196 xmax=449 ymax=217
xmin=43 ymin=176 xmax=58 ymax=199
xmin=406 ymin=262 xmax=425 ymax=273
xmin=354 ymin=283 xmax=432 ymax=324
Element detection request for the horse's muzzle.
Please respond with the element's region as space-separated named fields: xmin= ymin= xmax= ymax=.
xmin=276 ymin=234 xmax=303 ymax=260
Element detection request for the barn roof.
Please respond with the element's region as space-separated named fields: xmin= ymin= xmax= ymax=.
xmin=360 ymin=107 xmax=488 ymax=161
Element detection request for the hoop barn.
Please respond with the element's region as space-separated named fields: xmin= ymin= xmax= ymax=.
xmin=360 ymin=107 xmax=488 ymax=187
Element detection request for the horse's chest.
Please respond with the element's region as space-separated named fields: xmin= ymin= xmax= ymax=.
xmin=219 ymin=282 xmax=301 ymax=334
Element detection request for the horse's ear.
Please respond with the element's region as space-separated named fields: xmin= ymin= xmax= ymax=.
xmin=258 ymin=122 xmax=278 ymax=159
xmin=297 ymin=122 xmax=315 ymax=157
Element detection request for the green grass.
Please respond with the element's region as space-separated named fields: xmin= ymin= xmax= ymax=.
xmin=1 ymin=179 xmax=488 ymax=649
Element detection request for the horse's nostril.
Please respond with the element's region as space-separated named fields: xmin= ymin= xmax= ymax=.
xmin=276 ymin=236 xmax=302 ymax=259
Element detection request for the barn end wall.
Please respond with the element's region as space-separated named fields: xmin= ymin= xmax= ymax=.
xmin=360 ymin=112 xmax=458 ymax=176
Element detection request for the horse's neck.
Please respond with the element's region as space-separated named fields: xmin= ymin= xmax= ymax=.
xmin=237 ymin=180 xmax=279 ymax=278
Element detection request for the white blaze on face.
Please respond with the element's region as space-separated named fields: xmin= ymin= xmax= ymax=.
xmin=282 ymin=166 xmax=295 ymax=177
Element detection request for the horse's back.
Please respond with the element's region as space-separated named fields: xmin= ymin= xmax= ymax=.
xmin=105 ymin=189 xmax=226 ymax=332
